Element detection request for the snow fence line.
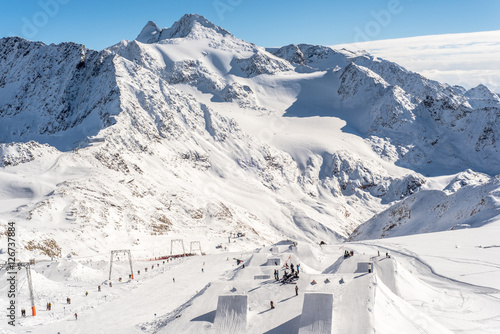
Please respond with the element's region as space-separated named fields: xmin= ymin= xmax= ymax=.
xmin=298 ymin=292 xmax=334 ymax=334
xmin=213 ymin=294 xmax=248 ymax=333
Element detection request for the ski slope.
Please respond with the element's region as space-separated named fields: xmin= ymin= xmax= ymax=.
xmin=1 ymin=221 xmax=500 ymax=333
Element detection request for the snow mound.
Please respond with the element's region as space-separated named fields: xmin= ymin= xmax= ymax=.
xmin=298 ymin=292 xmax=333 ymax=334
xmin=213 ymin=294 xmax=248 ymax=333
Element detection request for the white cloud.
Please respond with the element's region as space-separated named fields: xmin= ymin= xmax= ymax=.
xmin=332 ymin=30 xmax=500 ymax=93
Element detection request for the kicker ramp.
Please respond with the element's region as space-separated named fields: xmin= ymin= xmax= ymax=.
xmin=298 ymin=292 xmax=333 ymax=334
xmin=213 ymin=294 xmax=248 ymax=333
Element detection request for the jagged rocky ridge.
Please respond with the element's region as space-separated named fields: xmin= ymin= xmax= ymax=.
xmin=1 ymin=14 xmax=500 ymax=256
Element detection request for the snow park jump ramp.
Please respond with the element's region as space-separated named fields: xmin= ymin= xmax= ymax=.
xmin=213 ymin=294 xmax=248 ymax=333
xmin=298 ymin=292 xmax=334 ymax=334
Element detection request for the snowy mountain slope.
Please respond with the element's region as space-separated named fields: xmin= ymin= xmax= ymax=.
xmin=331 ymin=30 xmax=500 ymax=93
xmin=0 ymin=37 xmax=119 ymax=151
xmin=1 ymin=13 xmax=500 ymax=260
xmin=269 ymin=44 xmax=500 ymax=175
xmin=349 ymin=170 xmax=500 ymax=240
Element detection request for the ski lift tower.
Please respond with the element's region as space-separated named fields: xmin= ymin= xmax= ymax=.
xmin=7 ymin=262 xmax=36 ymax=316
xmin=171 ymin=239 xmax=185 ymax=255
xmin=109 ymin=250 xmax=134 ymax=280
xmin=190 ymin=241 xmax=202 ymax=255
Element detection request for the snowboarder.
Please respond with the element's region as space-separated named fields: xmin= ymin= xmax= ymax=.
xmin=74 ymin=312 xmax=78 ymax=320
xmin=295 ymin=285 xmax=299 ymax=296
xmin=270 ymin=301 xmax=275 ymax=309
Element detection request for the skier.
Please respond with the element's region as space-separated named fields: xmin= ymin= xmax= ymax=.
xmin=202 ymin=268 xmax=204 ymax=273
xmin=173 ymin=277 xmax=175 ymax=283
xmin=85 ymin=291 xmax=88 ymax=296
xmin=270 ymin=301 xmax=275 ymax=309
xmin=295 ymin=285 xmax=299 ymax=296
xmin=296 ymin=264 xmax=300 ymax=274
xmin=98 ymin=285 xmax=101 ymax=292
xmin=109 ymin=282 xmax=112 ymax=288
xmin=21 ymin=309 xmax=26 ymax=317
xmin=74 ymin=312 xmax=78 ymax=320
xmin=67 ymin=297 xmax=71 ymax=304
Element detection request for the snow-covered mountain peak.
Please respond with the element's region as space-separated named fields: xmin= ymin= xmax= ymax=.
xmin=136 ymin=20 xmax=162 ymax=43
xmin=136 ymin=14 xmax=231 ymax=43
xmin=466 ymin=83 xmax=500 ymax=100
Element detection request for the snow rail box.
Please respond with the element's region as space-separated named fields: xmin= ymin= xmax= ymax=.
xmin=213 ymin=294 xmax=248 ymax=333
xmin=263 ymin=258 xmax=281 ymax=266
xmin=254 ymin=275 xmax=271 ymax=280
xmin=356 ymin=262 xmax=374 ymax=273
xmin=298 ymin=292 xmax=333 ymax=334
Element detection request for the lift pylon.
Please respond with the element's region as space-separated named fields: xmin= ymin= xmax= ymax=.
xmin=190 ymin=241 xmax=202 ymax=255
xmin=170 ymin=239 xmax=185 ymax=255
xmin=109 ymin=250 xmax=134 ymax=281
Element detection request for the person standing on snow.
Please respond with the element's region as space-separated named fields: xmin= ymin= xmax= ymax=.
xmin=295 ymin=285 xmax=299 ymax=296
xmin=74 ymin=313 xmax=78 ymax=320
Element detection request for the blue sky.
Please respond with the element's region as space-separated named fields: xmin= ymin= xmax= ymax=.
xmin=1 ymin=0 xmax=499 ymax=50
